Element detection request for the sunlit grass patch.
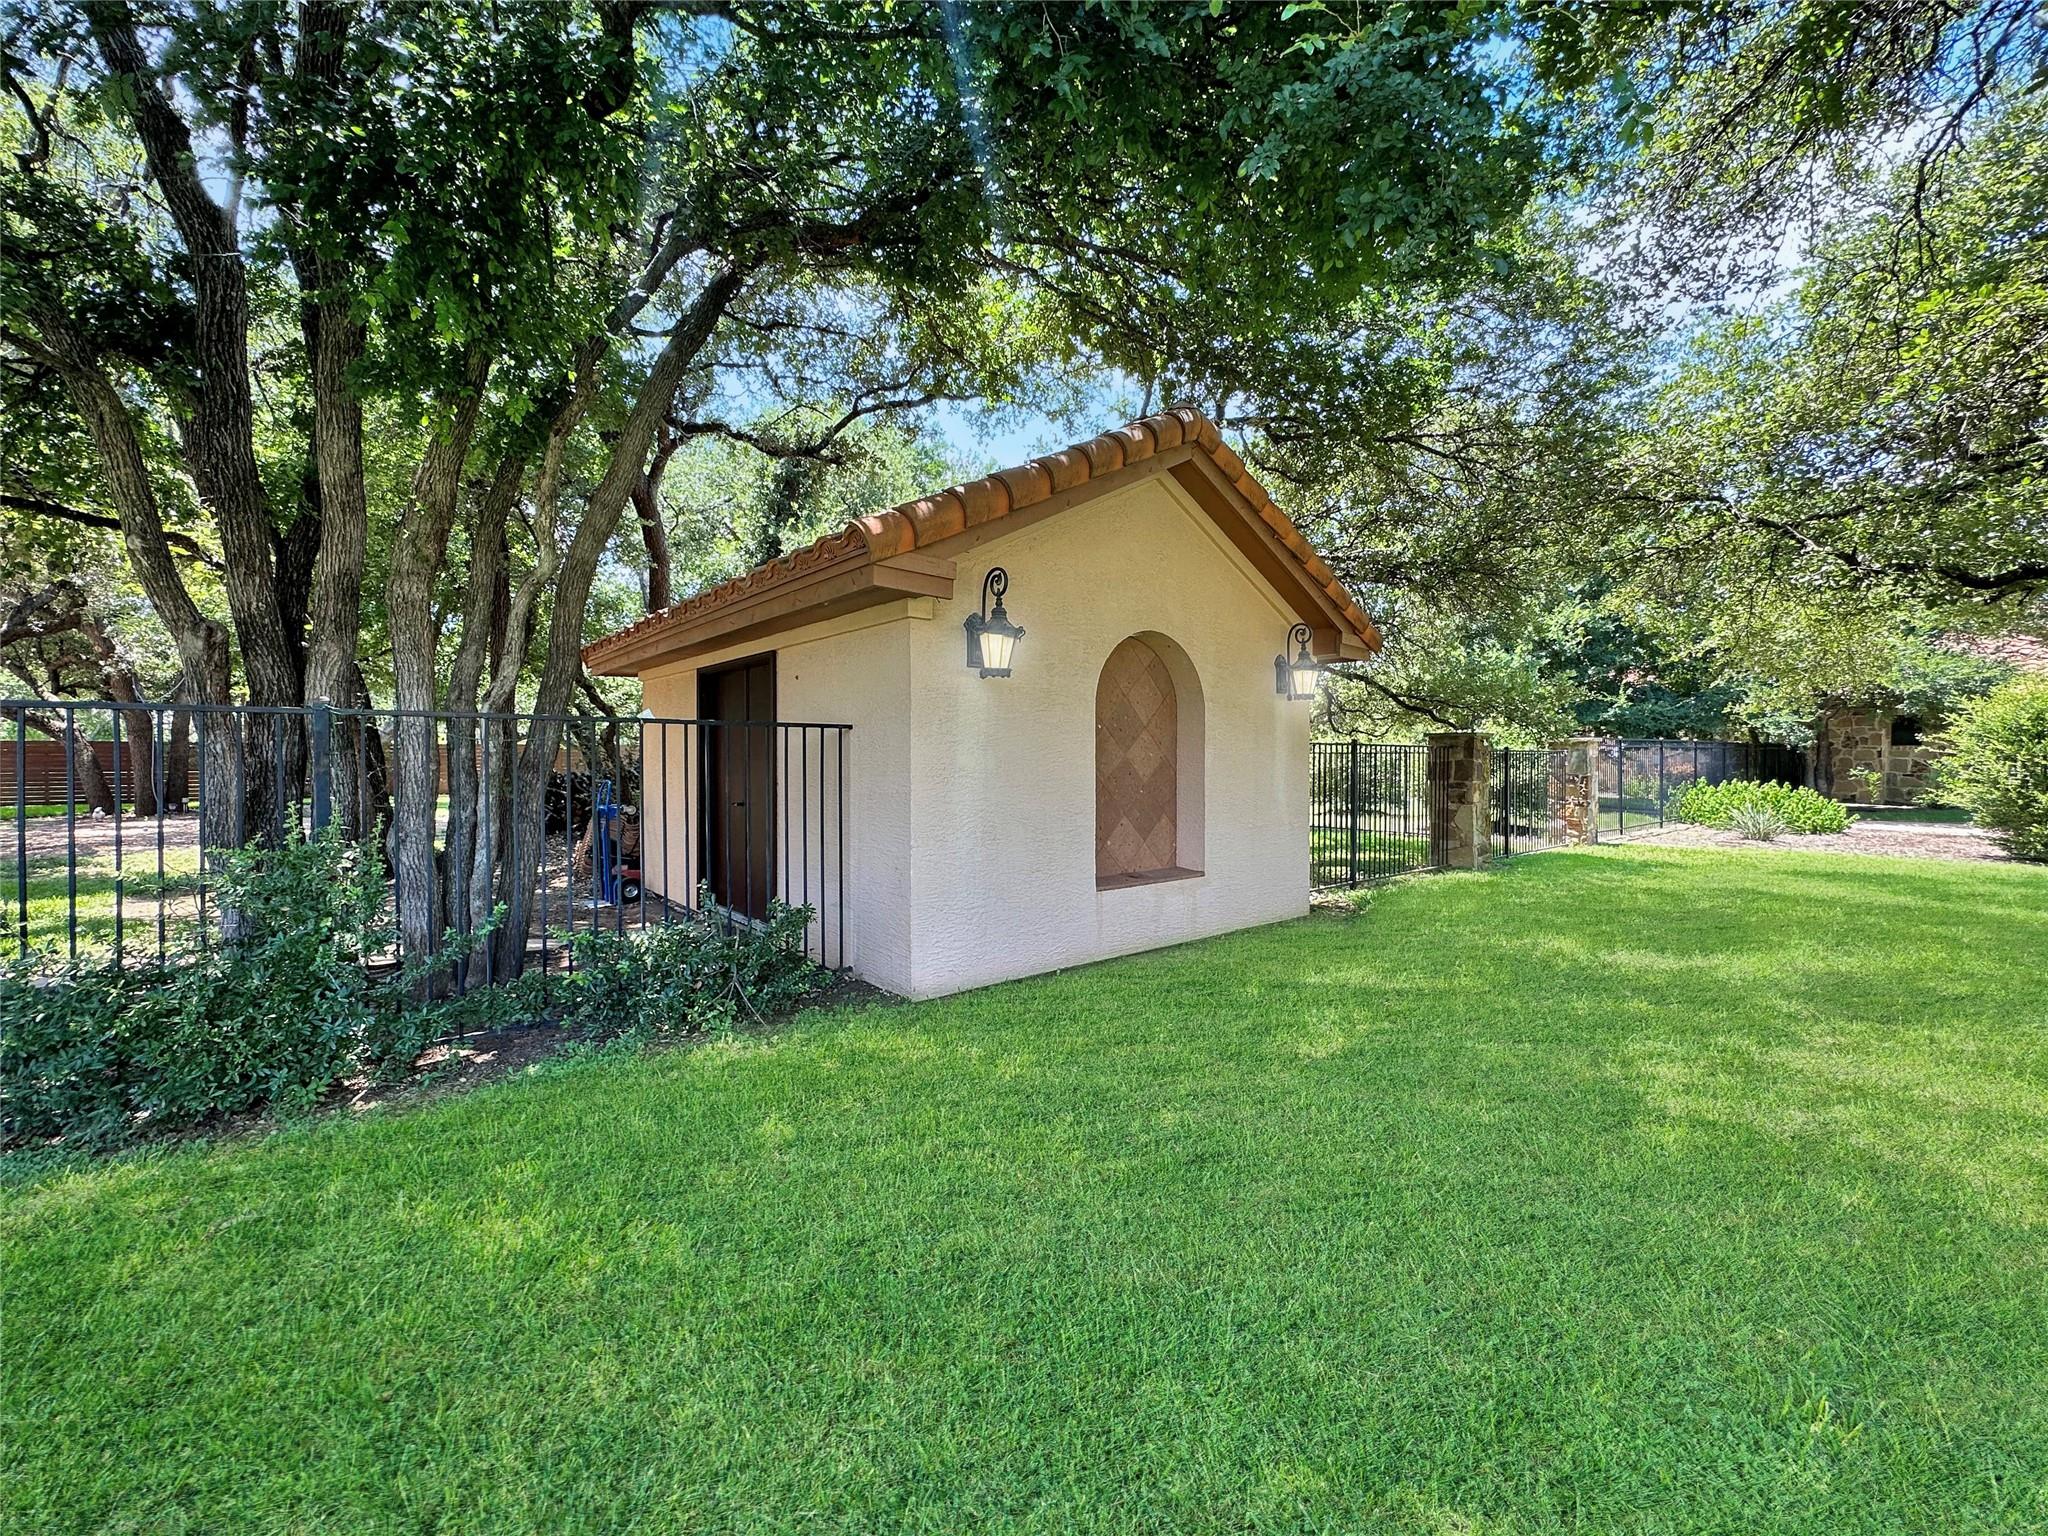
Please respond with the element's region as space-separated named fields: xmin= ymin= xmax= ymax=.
xmin=5 ymin=845 xmax=2046 ymax=1534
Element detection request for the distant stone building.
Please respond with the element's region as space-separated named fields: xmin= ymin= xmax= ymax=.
xmin=1812 ymin=633 xmax=2048 ymax=803
xmin=1811 ymin=703 xmax=1943 ymax=804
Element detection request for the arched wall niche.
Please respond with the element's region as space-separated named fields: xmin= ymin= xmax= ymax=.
xmin=1094 ymin=631 xmax=1205 ymax=885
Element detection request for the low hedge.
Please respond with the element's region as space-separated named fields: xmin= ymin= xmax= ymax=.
xmin=1 ymin=839 xmax=825 ymax=1151
xmin=1674 ymin=779 xmax=1851 ymax=835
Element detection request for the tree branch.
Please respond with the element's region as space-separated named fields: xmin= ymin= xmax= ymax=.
xmin=0 ymin=492 xmax=221 ymax=570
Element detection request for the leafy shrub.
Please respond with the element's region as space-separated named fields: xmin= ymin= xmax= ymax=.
xmin=560 ymin=896 xmax=824 ymax=1041
xmin=1 ymin=832 xmax=411 ymax=1149
xmin=1727 ymin=805 xmax=1790 ymax=841
xmin=1932 ymin=676 xmax=2048 ymax=862
xmin=1620 ymin=772 xmax=1661 ymax=806
xmin=1674 ymin=779 xmax=1851 ymax=835
xmin=3 ymin=848 xmax=829 ymax=1151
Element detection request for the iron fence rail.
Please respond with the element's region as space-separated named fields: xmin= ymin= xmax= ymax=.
xmin=1316 ymin=734 xmax=1810 ymax=883
xmin=3 ymin=698 xmax=850 ymax=982
xmin=1310 ymin=741 xmax=1442 ymax=888
xmin=1597 ymin=738 xmax=1810 ymax=839
xmin=1491 ymin=746 xmax=1568 ymax=859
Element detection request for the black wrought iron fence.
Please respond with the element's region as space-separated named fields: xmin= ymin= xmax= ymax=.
xmin=2 ymin=698 xmax=850 ymax=982
xmin=1596 ymin=738 xmax=1810 ymax=839
xmin=1492 ymin=746 xmax=1568 ymax=858
xmin=1310 ymin=740 xmax=1443 ymax=888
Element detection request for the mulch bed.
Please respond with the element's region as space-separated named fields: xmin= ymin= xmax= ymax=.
xmin=1631 ymin=818 xmax=2012 ymax=863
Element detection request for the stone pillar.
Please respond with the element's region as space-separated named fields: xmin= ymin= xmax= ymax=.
xmin=1548 ymin=737 xmax=1600 ymax=846
xmin=1426 ymin=732 xmax=1492 ymax=870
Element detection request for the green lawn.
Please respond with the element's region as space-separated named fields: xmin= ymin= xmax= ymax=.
xmin=7 ymin=846 xmax=2048 ymax=1533
xmin=1310 ymin=824 xmax=1429 ymax=882
xmin=1852 ymin=804 xmax=1976 ymax=824
xmin=4 ymin=845 xmax=204 ymax=958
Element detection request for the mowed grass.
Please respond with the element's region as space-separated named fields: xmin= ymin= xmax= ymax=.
xmin=6 ymin=846 xmax=2048 ymax=1534
xmin=3 ymin=844 xmax=204 ymax=958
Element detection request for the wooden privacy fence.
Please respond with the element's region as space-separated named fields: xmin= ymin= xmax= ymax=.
xmin=2 ymin=736 xmax=150 ymax=804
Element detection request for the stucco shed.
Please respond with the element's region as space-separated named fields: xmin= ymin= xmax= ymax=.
xmin=585 ymin=407 xmax=1379 ymax=999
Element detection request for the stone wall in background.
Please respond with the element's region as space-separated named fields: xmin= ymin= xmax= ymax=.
xmin=1814 ymin=704 xmax=1943 ymax=804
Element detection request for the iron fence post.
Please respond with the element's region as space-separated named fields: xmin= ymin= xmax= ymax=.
xmin=1347 ymin=739 xmax=1361 ymax=888
xmin=309 ymin=701 xmax=333 ymax=836
xmin=1616 ymin=741 xmax=1625 ymax=839
xmin=12 ymin=715 xmax=25 ymax=959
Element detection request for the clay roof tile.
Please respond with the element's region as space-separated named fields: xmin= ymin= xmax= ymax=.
xmin=993 ymin=462 xmax=1053 ymax=510
xmin=1112 ymin=422 xmax=1155 ymax=463
xmin=1144 ymin=412 xmax=1185 ymax=450
xmin=854 ymin=509 xmax=915 ymax=559
xmin=585 ymin=406 xmax=1380 ymax=669
xmin=1038 ymin=447 xmax=1090 ymax=495
xmin=1079 ymin=434 xmax=1126 ymax=475
xmin=955 ymin=476 xmax=1012 ymax=527
xmin=903 ymin=490 xmax=967 ymax=544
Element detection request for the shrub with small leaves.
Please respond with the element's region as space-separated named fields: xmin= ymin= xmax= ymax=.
xmin=559 ymin=896 xmax=824 ymax=1041
xmin=1932 ymin=676 xmax=2048 ymax=862
xmin=1 ymin=840 xmax=829 ymax=1151
xmin=1675 ymin=779 xmax=1851 ymax=835
xmin=1 ymin=832 xmax=414 ymax=1149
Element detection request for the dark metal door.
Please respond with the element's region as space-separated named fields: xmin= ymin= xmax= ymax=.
xmin=699 ymin=655 xmax=775 ymax=920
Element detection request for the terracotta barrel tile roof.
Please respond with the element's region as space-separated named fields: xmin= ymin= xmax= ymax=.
xmin=1947 ymin=631 xmax=2048 ymax=672
xmin=585 ymin=407 xmax=1379 ymax=669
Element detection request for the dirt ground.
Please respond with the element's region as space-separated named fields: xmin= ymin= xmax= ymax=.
xmin=334 ymin=971 xmax=895 ymax=1115
xmin=11 ymin=810 xmax=200 ymax=861
xmin=1629 ymin=816 xmax=2012 ymax=863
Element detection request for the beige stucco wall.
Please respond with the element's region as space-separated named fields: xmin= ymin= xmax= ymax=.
xmin=904 ymin=473 xmax=1309 ymax=996
xmin=631 ymin=472 xmax=1312 ymax=999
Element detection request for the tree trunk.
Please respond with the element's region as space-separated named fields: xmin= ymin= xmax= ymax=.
xmin=385 ymin=353 xmax=491 ymax=984
xmin=14 ymin=711 xmax=118 ymax=817
xmin=494 ymin=267 xmax=746 ymax=976
xmin=92 ymin=12 xmax=300 ymax=855
xmin=75 ymin=610 xmax=161 ymax=818
xmin=103 ymin=683 xmax=160 ymax=821
xmin=164 ymin=706 xmax=191 ymax=811
xmin=279 ymin=3 xmax=374 ymax=844
xmin=26 ymin=309 xmax=239 ymax=867
xmin=443 ymin=454 xmax=524 ymax=982
xmin=632 ymin=422 xmax=679 ymax=612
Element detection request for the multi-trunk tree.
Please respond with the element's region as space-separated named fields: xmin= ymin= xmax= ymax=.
xmin=3 ymin=0 xmax=1545 ymax=975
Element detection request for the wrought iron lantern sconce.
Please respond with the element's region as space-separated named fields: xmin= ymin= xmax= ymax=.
xmin=1275 ymin=622 xmax=1321 ymax=700
xmin=964 ymin=567 xmax=1024 ymax=678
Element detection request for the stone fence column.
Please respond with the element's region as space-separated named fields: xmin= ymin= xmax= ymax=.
xmin=1426 ymin=732 xmax=1492 ymax=870
xmin=1548 ymin=737 xmax=1601 ymax=846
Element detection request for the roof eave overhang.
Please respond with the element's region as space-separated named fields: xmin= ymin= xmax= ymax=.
xmin=586 ymin=549 xmax=953 ymax=676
